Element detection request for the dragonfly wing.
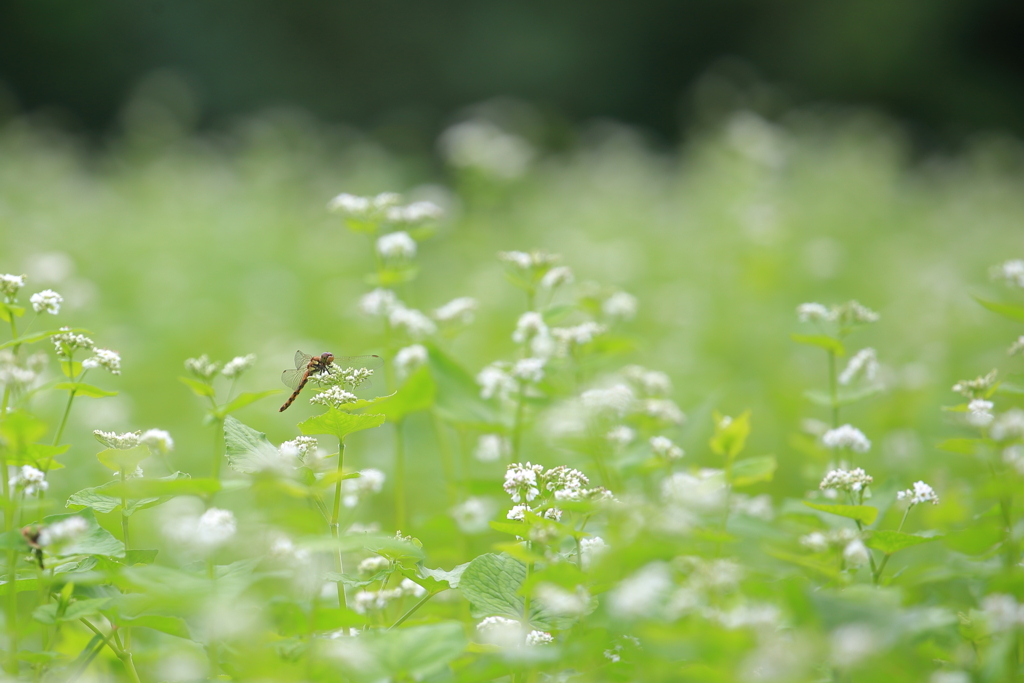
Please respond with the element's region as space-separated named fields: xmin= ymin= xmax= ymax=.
xmin=294 ymin=350 xmax=313 ymax=370
xmin=282 ymin=368 xmax=305 ymax=391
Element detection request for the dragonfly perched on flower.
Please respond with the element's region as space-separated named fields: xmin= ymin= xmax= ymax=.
xmin=279 ymin=350 xmax=383 ymax=412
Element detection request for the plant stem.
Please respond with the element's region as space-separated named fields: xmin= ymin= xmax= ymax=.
xmin=51 ymin=388 xmax=77 ymax=447
xmin=331 ymin=437 xmax=348 ymax=609
xmin=394 ymin=420 xmax=406 ymax=531
xmin=389 ymin=591 xmax=440 ymax=630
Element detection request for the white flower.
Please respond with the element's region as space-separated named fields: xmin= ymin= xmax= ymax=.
xmin=830 ymin=624 xmax=878 ymax=668
xmin=475 ymin=434 xmax=509 ymax=462
xmin=394 ymin=344 xmax=428 ymax=379
xmin=433 ymin=297 xmax=477 ymax=324
xmin=650 ymin=435 xmax=684 ymax=460
xmin=580 ymin=384 xmax=635 ymax=418
xmin=51 ymin=327 xmax=94 ymax=359
xmin=512 ymin=311 xmax=547 ymax=344
xmin=661 ymin=470 xmax=727 ymax=513
xmin=196 ymin=508 xmax=236 ymax=548
xmin=140 ymin=429 xmax=174 ymax=454
xmin=30 ymin=289 xmax=62 ymax=315
xmin=440 ymin=120 xmax=535 ymax=179
xmin=310 ymin=385 xmax=359 ymax=409
xmin=341 ymin=469 xmax=386 ymax=508
xmin=643 ymin=398 xmax=686 ymax=424
xmin=1003 ymin=445 xmax=1024 ymax=475
xmin=386 ymin=201 xmax=444 ymax=224
xmin=622 ymin=365 xmax=672 ymax=396
xmin=819 ymin=468 xmax=873 ymax=493
xmin=608 ymin=562 xmax=673 ymax=619
xmin=221 ymin=354 xmax=256 ymax=379
xmin=268 ymin=534 xmax=311 ymax=562
xmin=796 ymin=302 xmax=830 ymax=322
xmin=842 ymin=539 xmax=870 ymax=567
xmin=400 ymin=577 xmax=427 ymax=598
xmin=504 ymin=462 xmax=543 ymax=503
xmin=506 ymin=504 xmax=529 ymax=521
xmin=526 ymin=630 xmax=554 ymax=646
xmin=0 ymin=273 xmax=26 ymax=299
xmin=579 ymin=536 xmax=608 ymax=570
xmin=833 ymin=300 xmax=880 ymax=325
xmin=184 ymin=354 xmax=219 ymax=380
xmin=552 ymin=322 xmax=606 ymax=353
xmin=967 ymin=399 xmax=994 ymax=428
xmin=540 ymin=266 xmax=573 ymax=290
xmin=1009 ymin=336 xmax=1024 ymax=357
xmin=475 ymin=616 xmax=525 ymax=646
xmin=389 ymin=306 xmax=437 ymax=338
xmin=498 ymin=250 xmax=533 ymax=269
xmin=952 ymin=370 xmax=998 ymax=399
xmin=981 ymin=594 xmax=1024 ymax=632
xmin=822 ymin=425 xmax=871 ymax=453
xmin=603 ymin=291 xmax=638 ymax=320
xmin=930 ymin=672 xmax=971 ymax=683
xmin=800 ymin=532 xmax=829 ymax=553
xmin=451 ymin=497 xmax=495 ymax=533
xmin=327 ymin=193 xmax=371 ymax=216
xmin=359 ymin=288 xmax=399 ymax=317
xmin=606 ymin=425 xmax=636 ymax=447
xmin=512 ymin=357 xmax=545 ymax=383
xmin=358 ymin=556 xmax=390 ymax=575
xmin=991 ymin=408 xmax=1024 ymax=441
xmin=94 ymin=430 xmax=141 ymax=450
xmin=9 ymin=465 xmax=48 ymax=496
xmin=38 ymin=516 xmax=88 ymax=547
xmin=82 ymin=348 xmax=121 ymax=375
xmin=896 ymin=480 xmax=939 ymax=506
xmin=376 ymin=231 xmax=417 ymax=260
xmin=352 ymin=588 xmax=404 ymax=614
xmin=535 ymin=584 xmax=591 ymax=616
xmin=839 ymin=348 xmax=878 ymax=385
xmin=991 ymin=260 xmax=1024 ymax=288
xmin=279 ymin=435 xmax=318 ymax=464
xmin=477 ymin=363 xmax=515 ymax=400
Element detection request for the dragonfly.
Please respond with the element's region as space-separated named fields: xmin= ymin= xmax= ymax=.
xmin=279 ymin=350 xmax=383 ymax=412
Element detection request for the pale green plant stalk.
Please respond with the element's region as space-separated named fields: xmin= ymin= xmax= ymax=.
xmin=79 ymin=618 xmax=141 ymax=683
xmin=331 ymin=437 xmax=348 ymax=608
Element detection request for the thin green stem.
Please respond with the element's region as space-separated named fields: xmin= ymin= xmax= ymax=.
xmin=65 ymin=632 xmax=106 ymax=683
xmin=389 ymin=591 xmax=440 ymax=630
xmin=51 ymin=389 xmax=77 ymax=448
xmin=331 ymin=438 xmax=348 ymax=609
xmin=80 ymin=616 xmax=142 ymax=681
xmin=394 ymin=420 xmax=406 ymax=531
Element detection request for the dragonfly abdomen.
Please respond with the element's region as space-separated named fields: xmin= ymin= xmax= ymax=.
xmin=279 ymin=371 xmax=312 ymax=412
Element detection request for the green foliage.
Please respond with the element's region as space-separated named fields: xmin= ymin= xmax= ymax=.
xmin=803 ymin=501 xmax=879 ymax=525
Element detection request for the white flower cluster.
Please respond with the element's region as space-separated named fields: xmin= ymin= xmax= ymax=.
xmin=608 ymin=562 xmax=674 ymax=619
xmin=661 ymin=470 xmax=727 ymax=516
xmin=991 ymin=260 xmax=1024 ymax=288
xmin=450 ymin=496 xmax=496 ymax=534
xmin=341 ymin=468 xmax=386 ymax=508
xmin=580 ymin=384 xmax=635 ymax=418
xmin=394 ymin=344 xmax=428 ymax=380
xmin=511 ymin=357 xmax=546 ymax=383
xmin=503 ymin=462 xmax=543 ymax=503
xmin=477 ymin=362 xmax=517 ymax=400
xmin=982 ymin=594 xmax=1024 ymax=632
xmin=498 ymin=250 xmax=560 ymax=272
xmin=606 ymin=425 xmax=636 ymax=447
xmin=991 ymin=408 xmax=1024 ymax=441
xmin=385 ymin=200 xmax=444 ymax=225
xmin=642 ymin=398 xmax=686 ymax=424
xmin=30 ymin=289 xmax=63 ymax=315
xmin=503 ymin=462 xmax=610 ymax=521
xmin=0 ymin=273 xmax=26 ymax=300
xmin=650 ymin=435 xmax=684 ymax=461
xmin=0 ymin=349 xmax=46 ymax=389
xmin=279 ymin=435 xmax=318 ymax=463
xmin=951 ymin=370 xmax=997 ymax=399
xmin=1009 ymin=336 xmax=1024 ymax=356
xmin=796 ymin=301 xmax=879 ymax=325
xmin=839 ymin=348 xmax=878 ymax=385
xmin=376 ymin=231 xmax=417 ymax=260
xmin=819 ymin=468 xmax=873 ymax=493
xmin=82 ymin=348 xmax=121 ymax=375
xmin=310 ymin=385 xmax=359 ymax=409
xmin=140 ymin=428 xmax=174 ymax=453
xmin=38 ymin=516 xmax=88 ymax=547
xmin=551 ymin=322 xmax=607 ymax=356
xmin=94 ymin=430 xmax=141 ymax=449
xmin=185 ymin=354 xmax=220 ymax=379
xmin=164 ymin=507 xmax=237 ymax=550
xmin=433 ymin=296 xmax=477 ymax=325
xmin=327 ymin=192 xmax=401 ymax=220
xmin=512 ymin=311 xmax=555 ymax=358
xmin=221 ymin=354 xmax=256 ymax=379
xmin=603 ymin=291 xmax=638 ymax=321
xmin=357 ymin=555 xmax=390 ymax=575
xmin=440 ymin=120 xmax=534 ymax=179
xmin=540 ymin=266 xmax=573 ymax=290
xmin=474 ymin=434 xmax=510 ymax=462
xmin=966 ymin=399 xmax=994 ymax=428
xmin=896 ymin=480 xmax=939 ymax=506
xmin=351 ymin=579 xmax=425 ymax=614
xmin=579 ymin=536 xmax=609 ymax=570
xmin=799 ymin=528 xmax=859 ymax=553
xmin=51 ymin=327 xmax=93 ymax=358
xmin=622 ymin=365 xmax=672 ymax=397
xmin=358 ymin=288 xmax=438 ymax=338
xmin=821 ymin=425 xmax=871 ymax=453
xmin=9 ymin=465 xmax=48 ymax=496
xmin=268 ymin=534 xmax=311 ymax=562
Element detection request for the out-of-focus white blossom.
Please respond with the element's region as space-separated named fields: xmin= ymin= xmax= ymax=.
xmin=376 ymin=231 xmax=417 ymax=260
xmin=603 ymin=291 xmax=638 ymax=320
xmin=140 ymin=429 xmax=174 ymax=454
xmin=221 ymin=354 xmax=256 ymax=379
xmin=400 ymin=577 xmax=427 ymax=598
xmin=1009 ymin=336 xmax=1024 ymax=357
xmin=0 ymin=273 xmax=26 ymax=300
xmin=843 ymin=539 xmax=870 ymax=567
xmin=433 ymin=297 xmax=477 ymax=325
xmin=535 ymin=584 xmax=591 ymax=617
xmin=196 ymin=508 xmax=237 ymax=548
xmin=991 ymin=408 xmax=1024 ymax=441
xmin=643 ymin=398 xmax=686 ymax=424
xmin=731 ymin=493 xmax=775 ymax=520
xmin=184 ymin=354 xmax=219 ymax=380
xmin=38 ymin=516 xmax=88 ymax=547
xmin=951 ymin=370 xmax=997 ymax=399
xmin=622 ymin=365 xmax=672 ymax=396
xmin=580 ymin=384 xmax=635 ymax=418
xmin=389 ymin=306 xmax=437 ymax=338
xmin=833 ymin=300 xmax=880 ymax=326
xmin=579 ymin=536 xmax=609 ymax=570
xmin=341 ymin=469 xmax=386 ymax=508
xmin=662 ymin=470 xmax=726 ymax=513
xmin=394 ymin=344 xmax=428 ymax=380
xmin=451 ymin=497 xmax=495 ymax=534
xmin=797 ymin=302 xmax=830 ymax=322
xmin=279 ymin=436 xmax=318 ymax=465
xmin=525 ymin=630 xmax=554 ymax=646
xmin=9 ymin=465 xmax=48 ymax=496
xmin=477 ymin=363 xmax=516 ymax=400
xmin=359 ymin=288 xmax=399 ymax=317
xmin=475 ymin=434 xmax=509 ymax=462
xmin=386 ymin=200 xmax=444 ymax=224
xmin=650 ymin=435 xmax=684 ymax=460
xmin=967 ymin=399 xmax=995 ymax=428
xmin=540 ymin=266 xmax=573 ymax=290
xmin=328 ymin=192 xmax=400 ymax=220
xmin=839 ymin=348 xmax=878 ymax=385
xmin=981 ymin=594 xmax=1024 ymax=632
xmin=512 ymin=357 xmax=545 ymax=383
xmin=475 ymin=616 xmax=525 ymax=646
xmin=440 ymin=120 xmax=535 ymax=179
xmin=830 ymin=623 xmax=878 ymax=668
xmin=608 ymin=562 xmax=673 ymax=619
xmin=991 ymin=259 xmax=1024 ymax=288
xmin=358 ymin=556 xmax=390 ymax=575
xmin=896 ymin=480 xmax=939 ymax=506
xmin=352 ymin=588 xmax=404 ymax=614
xmin=822 ymin=425 xmax=871 ymax=453
xmin=606 ymin=425 xmax=636 ymax=447
xmin=30 ymin=289 xmax=62 ymax=315
xmin=552 ymin=322 xmax=606 ymax=354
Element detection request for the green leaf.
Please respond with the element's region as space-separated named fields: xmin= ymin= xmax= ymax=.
xmin=867 ymin=530 xmax=941 ymax=555
xmin=59 ymin=361 xmax=82 ymax=379
xmin=790 ymin=333 xmax=846 ymax=356
xmin=0 ymin=327 xmax=90 ymax=351
xmin=218 ymin=389 xmax=281 ymax=417
xmin=67 ymin=472 xmax=194 ymax=515
xmin=0 ymin=530 xmax=30 ymax=551
xmin=42 ymin=510 xmax=124 ymax=558
xmin=33 ymin=598 xmax=111 ymax=624
xmin=489 ymin=521 xmax=528 ymax=536
xmin=0 ymin=410 xmax=48 ymax=454
xmin=710 ymin=410 xmax=751 ymax=461
xmin=0 ymin=302 xmax=25 ymax=323
xmin=96 ymin=446 xmax=149 ymax=473
xmin=427 ymin=345 xmax=505 ymax=428
xmin=124 ymin=549 xmax=159 ymax=566
xmin=730 ymin=455 xmax=777 ymax=487
xmin=378 ymin=365 xmax=436 ymax=422
xmin=298 ymin=408 xmax=386 ymax=441
xmin=123 ymin=615 xmax=192 ymax=639
xmin=973 ymin=296 xmax=1024 ymax=324
xmin=100 ymin=477 xmax=220 ymax=499
xmin=179 ymin=376 xmax=215 ymax=397
xmin=20 ymin=443 xmax=69 ymax=468
xmin=417 ymin=562 xmax=469 ymax=590
xmin=363 ymin=622 xmax=467 ymax=680
xmin=459 ymin=553 xmax=527 ymax=620
xmin=803 ymin=501 xmax=878 ymax=525
xmin=224 ymin=416 xmax=286 ymax=474
xmin=52 ymin=382 xmax=117 ymax=398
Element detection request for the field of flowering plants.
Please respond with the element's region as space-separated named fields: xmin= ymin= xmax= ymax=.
xmin=2 ymin=108 xmax=1024 ymax=682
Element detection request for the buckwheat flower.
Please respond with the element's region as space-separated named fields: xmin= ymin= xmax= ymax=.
xmin=830 ymin=624 xmax=878 ymax=668
xmin=477 ymin=362 xmax=515 ymax=400
xmin=623 ymin=365 xmax=672 ymax=396
xmin=184 ymin=354 xmax=220 ymax=380
xmin=376 ymin=231 xmax=417 ymax=260
xmin=512 ymin=311 xmax=548 ymax=344
xmin=440 ymin=119 xmax=534 ymax=179
xmin=952 ymin=370 xmax=998 ymax=399
xmin=512 ymin=357 xmax=545 ymax=383
xmin=221 ymin=354 xmax=256 ymax=379
xmin=352 ymin=588 xmax=404 ymax=614
xmin=822 ymin=424 xmax=871 ymax=453
xmin=82 ymin=348 xmax=121 ymax=375
xmin=540 ymin=266 xmax=573 ymax=290
xmin=140 ymin=428 xmax=174 ymax=454
xmin=579 ymin=536 xmax=608 ymax=570
xmin=498 ymin=250 xmax=559 ymax=271
xmin=832 ymin=300 xmax=880 ymax=326
xmin=991 ymin=259 xmax=1024 ymax=288
xmin=552 ymin=322 xmax=607 ymax=351
xmin=843 ymin=539 xmax=870 ymax=567
xmin=310 ymin=385 xmax=359 ymax=409
xmin=526 ymin=630 xmax=554 ymax=646
xmin=433 ymin=296 xmax=477 ymax=325
xmin=389 ymin=306 xmax=437 ymax=338
xmin=394 ymin=344 xmax=428 ymax=380
xmin=581 ymin=384 xmax=635 ymax=418
xmin=400 ymin=577 xmax=427 ymax=598
xmin=967 ymin=399 xmax=995 ymax=428
xmin=1003 ymin=445 xmax=1024 ymax=474
xmin=358 ymin=556 xmax=390 ymax=575
xmin=603 ymin=291 xmax=638 ymax=321
xmin=38 ymin=516 xmax=88 ymax=547
xmin=981 ymin=594 xmax=1024 ymax=632
xmin=662 ymin=470 xmax=727 ymax=513
xmin=359 ymin=288 xmax=399 ymax=317
xmin=536 ymin=584 xmax=591 ymax=617
xmin=476 ymin=616 xmax=524 ymax=647
xmin=51 ymin=327 xmax=95 ymax=359
xmin=643 ymin=398 xmax=686 ymax=424
xmin=608 ymin=562 xmax=673 ymax=619
xmin=386 ymin=200 xmax=444 ymax=224
xmin=341 ymin=468 xmax=385 ymax=508
xmin=10 ymin=465 xmax=48 ymax=496
xmin=896 ymin=480 xmax=939 ymax=506
xmin=451 ymin=497 xmax=495 ymax=533
xmin=506 ymin=504 xmax=529 ymax=521
xmin=650 ymin=435 xmax=684 ymax=460
xmin=796 ymin=302 xmax=831 ymax=322
xmin=543 ymin=465 xmax=589 ymax=494
xmin=839 ymin=348 xmax=878 ymax=385
xmin=196 ymin=508 xmax=236 ymax=548
xmin=30 ymin=289 xmax=62 ymax=315
xmin=820 ymin=468 xmax=873 ymax=493
xmin=991 ymin=408 xmax=1024 ymax=441
xmin=800 ymin=532 xmax=829 ymax=553
xmin=606 ymin=425 xmax=636 ymax=447
xmin=328 ymin=193 xmax=371 ymax=216
xmin=504 ymin=462 xmax=543 ymax=502
xmin=475 ymin=434 xmax=509 ymax=462
xmin=0 ymin=273 xmax=26 ymax=300
xmin=319 ymin=364 xmax=375 ymax=391
xmin=1009 ymin=336 xmax=1024 ymax=356
xmin=94 ymin=430 xmax=141 ymax=450
xmin=279 ymin=435 xmax=318 ymax=465
xmin=268 ymin=534 xmax=311 ymax=562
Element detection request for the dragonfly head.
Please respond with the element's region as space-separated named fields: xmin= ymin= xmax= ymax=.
xmin=320 ymin=352 xmax=335 ymax=365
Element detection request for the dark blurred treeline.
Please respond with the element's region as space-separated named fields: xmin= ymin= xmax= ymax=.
xmin=2 ymin=0 xmax=1023 ymax=146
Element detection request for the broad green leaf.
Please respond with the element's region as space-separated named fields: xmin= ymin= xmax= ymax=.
xmin=33 ymin=598 xmax=111 ymax=624
xmin=224 ymin=416 xmax=287 ymax=474
xmin=0 ymin=327 xmax=89 ymax=351
xmin=489 ymin=521 xmax=528 ymax=536
xmin=867 ymin=530 xmax=941 ymax=555
xmin=123 ymin=615 xmax=192 ymax=639
xmin=351 ymin=622 xmax=466 ymax=681
xmin=298 ymin=408 xmax=386 ymax=441
xmin=0 ymin=410 xmax=48 ymax=453
xmin=124 ymin=549 xmax=159 ymax=566
xmin=804 ymin=501 xmax=878 ymax=526
xmin=943 ymin=520 xmax=1004 ymax=555
xmin=710 ymin=410 xmax=751 ymax=461
xmin=0 ymin=530 xmax=29 ymax=551
xmin=790 ymin=333 xmax=846 ymax=356
xmin=42 ymin=510 xmax=124 ymax=558
xmin=53 ymin=382 xmax=117 ymax=398
xmin=179 ymin=376 xmax=215 ymax=397
xmin=378 ymin=364 xmax=436 ymax=422
xmin=0 ymin=302 xmax=25 ymax=322
xmin=973 ymin=296 xmax=1024 ymax=324
xmin=96 ymin=445 xmax=149 ymax=473
xmin=428 ymin=346 xmax=505 ymax=428
xmin=730 ymin=455 xmax=777 ymax=487
xmin=20 ymin=443 xmax=69 ymax=468
xmin=66 ymin=472 xmax=194 ymax=515
xmin=218 ymin=389 xmax=281 ymax=417
xmin=417 ymin=562 xmax=470 ymax=590
xmin=460 ymin=553 xmax=526 ymax=620
xmin=764 ymin=548 xmax=842 ymax=580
